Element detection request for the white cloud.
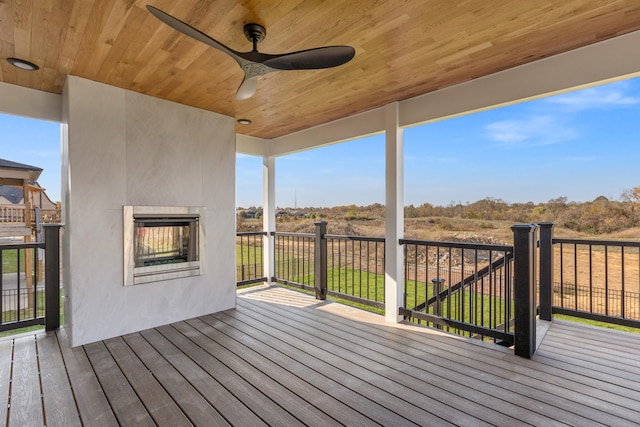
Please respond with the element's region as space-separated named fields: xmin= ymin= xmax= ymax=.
xmin=485 ymin=115 xmax=577 ymax=147
xmin=548 ymin=83 xmax=640 ymax=111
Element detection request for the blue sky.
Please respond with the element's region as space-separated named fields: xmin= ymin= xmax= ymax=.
xmin=1 ymin=114 xmax=61 ymax=201
xmin=3 ymin=77 xmax=640 ymax=207
xmin=239 ymin=76 xmax=640 ymax=207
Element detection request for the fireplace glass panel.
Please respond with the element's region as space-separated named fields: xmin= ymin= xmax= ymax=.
xmin=134 ymin=218 xmax=198 ymax=267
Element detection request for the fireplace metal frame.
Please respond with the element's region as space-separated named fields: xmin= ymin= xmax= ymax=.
xmin=123 ymin=206 xmax=206 ymax=286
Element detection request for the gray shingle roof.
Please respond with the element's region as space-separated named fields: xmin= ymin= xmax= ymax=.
xmin=0 ymin=158 xmax=43 ymax=172
xmin=0 ymin=186 xmax=24 ymax=204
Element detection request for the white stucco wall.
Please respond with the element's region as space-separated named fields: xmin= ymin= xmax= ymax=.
xmin=61 ymin=76 xmax=236 ymax=346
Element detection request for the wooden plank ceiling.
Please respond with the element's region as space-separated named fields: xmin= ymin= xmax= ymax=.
xmin=1 ymin=1 xmax=640 ymax=139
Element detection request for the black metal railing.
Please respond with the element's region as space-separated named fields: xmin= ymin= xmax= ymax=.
xmin=273 ymin=231 xmax=315 ymax=289
xmin=269 ymin=222 xmax=386 ymax=310
xmin=399 ymin=238 xmax=515 ymax=344
xmin=236 ymin=231 xmax=267 ymax=285
xmin=0 ymin=225 xmax=62 ymax=333
xmin=325 ymin=233 xmax=385 ymax=309
xmin=539 ymin=223 xmax=640 ymax=328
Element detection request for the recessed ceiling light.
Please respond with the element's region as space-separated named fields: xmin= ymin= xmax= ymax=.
xmin=237 ymin=118 xmax=252 ymax=125
xmin=7 ymin=57 xmax=39 ymax=71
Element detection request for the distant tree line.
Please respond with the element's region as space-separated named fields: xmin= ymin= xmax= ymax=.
xmin=408 ymin=188 xmax=640 ymax=234
xmin=238 ymin=186 xmax=640 ymax=234
xmin=379 ymin=187 xmax=640 ymax=234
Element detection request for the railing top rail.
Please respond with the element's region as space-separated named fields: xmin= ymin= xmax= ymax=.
xmin=273 ymin=231 xmax=315 ymax=238
xmin=236 ymin=231 xmax=267 ymax=236
xmin=325 ymin=234 xmax=385 ymax=243
xmin=400 ymin=238 xmax=513 ymax=252
xmin=0 ymin=242 xmax=45 ymax=250
xmin=553 ymin=237 xmax=640 ymax=247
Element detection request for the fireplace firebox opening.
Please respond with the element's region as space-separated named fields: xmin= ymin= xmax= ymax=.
xmin=124 ymin=206 xmax=205 ymax=286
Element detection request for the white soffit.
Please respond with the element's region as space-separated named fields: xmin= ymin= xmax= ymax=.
xmin=269 ymin=108 xmax=386 ymax=157
xmin=236 ymin=134 xmax=268 ymax=156
xmin=0 ymin=81 xmax=61 ymax=122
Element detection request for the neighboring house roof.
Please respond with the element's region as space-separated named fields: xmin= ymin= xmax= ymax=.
xmin=0 ymin=158 xmax=43 ymax=172
xmin=0 ymin=158 xmax=44 ymax=183
xmin=0 ymin=185 xmax=24 ymax=204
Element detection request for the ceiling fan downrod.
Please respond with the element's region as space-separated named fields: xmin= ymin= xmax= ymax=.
xmin=243 ymin=23 xmax=266 ymax=51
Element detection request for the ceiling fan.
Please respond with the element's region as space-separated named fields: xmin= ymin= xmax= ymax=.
xmin=147 ymin=5 xmax=356 ymax=100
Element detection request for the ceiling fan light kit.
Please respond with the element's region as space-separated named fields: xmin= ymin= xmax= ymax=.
xmin=146 ymin=5 xmax=355 ymax=100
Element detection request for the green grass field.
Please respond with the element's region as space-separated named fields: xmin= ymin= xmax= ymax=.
xmin=1 ymin=249 xmax=24 ymax=274
xmin=236 ymin=243 xmax=263 ymax=264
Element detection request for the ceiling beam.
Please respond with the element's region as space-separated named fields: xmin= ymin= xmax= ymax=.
xmin=236 ymin=134 xmax=268 ymax=156
xmin=268 ymin=108 xmax=385 ymax=157
xmin=0 ymin=82 xmax=61 ymax=123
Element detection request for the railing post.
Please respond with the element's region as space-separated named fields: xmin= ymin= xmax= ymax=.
xmin=44 ymin=224 xmax=62 ymax=331
xmin=432 ymin=278 xmax=445 ymax=317
xmin=538 ymin=222 xmax=554 ymax=321
xmin=314 ymin=221 xmax=328 ymax=300
xmin=512 ymin=224 xmax=538 ymax=358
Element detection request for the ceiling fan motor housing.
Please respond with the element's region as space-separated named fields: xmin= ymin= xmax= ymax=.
xmin=244 ymin=23 xmax=267 ymax=43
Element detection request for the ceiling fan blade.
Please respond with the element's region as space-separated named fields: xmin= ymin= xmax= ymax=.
xmin=147 ymin=6 xmax=244 ymax=65
xmin=148 ymin=6 xmax=356 ymax=99
xmin=236 ymin=76 xmax=257 ymax=100
xmin=263 ymin=46 xmax=355 ymax=70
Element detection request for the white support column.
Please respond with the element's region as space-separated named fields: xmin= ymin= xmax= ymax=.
xmin=263 ymin=154 xmax=276 ymax=283
xmin=384 ymin=102 xmax=404 ymax=323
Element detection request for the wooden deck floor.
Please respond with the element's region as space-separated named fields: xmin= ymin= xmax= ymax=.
xmin=1 ymin=284 xmax=640 ymax=426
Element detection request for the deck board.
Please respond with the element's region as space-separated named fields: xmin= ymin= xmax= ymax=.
xmin=244 ymin=288 xmax=640 ymax=424
xmin=139 ymin=327 xmax=267 ymax=427
xmin=0 ymin=284 xmax=639 ymax=426
xmin=238 ymin=292 xmax=595 ymax=426
xmin=540 ymin=332 xmax=640 ymax=370
xmin=102 ymin=336 xmax=193 ymax=426
xmin=9 ymin=336 xmax=43 ymax=427
xmin=537 ymin=339 xmax=640 ymax=383
xmin=122 ymin=332 xmax=230 ymax=426
xmin=165 ymin=319 xmax=306 ymax=425
xmin=83 ymin=340 xmax=156 ymax=426
xmin=38 ymin=332 xmax=82 ymax=427
xmin=56 ymin=329 xmax=119 ymax=426
xmin=0 ymin=339 xmax=13 ymax=424
xmin=229 ymin=301 xmax=518 ymax=426
xmin=180 ymin=316 xmax=357 ymax=427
